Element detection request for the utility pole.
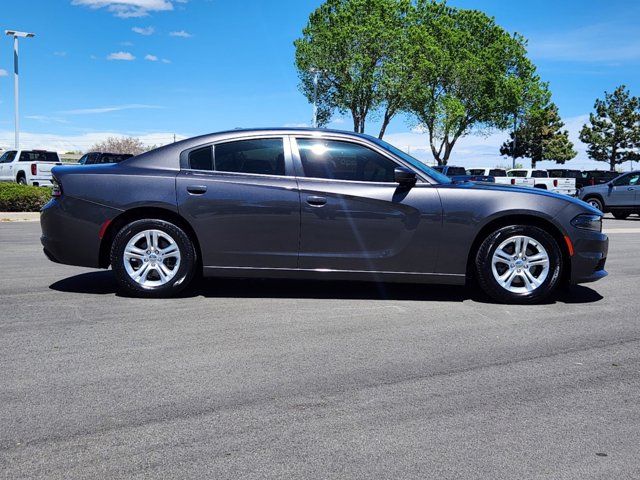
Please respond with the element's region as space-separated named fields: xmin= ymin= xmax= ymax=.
xmin=5 ymin=30 xmax=35 ymax=149
xmin=311 ymin=69 xmax=320 ymax=129
xmin=512 ymin=111 xmax=518 ymax=170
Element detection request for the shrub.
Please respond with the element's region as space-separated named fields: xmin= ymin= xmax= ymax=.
xmin=0 ymin=183 xmax=52 ymax=212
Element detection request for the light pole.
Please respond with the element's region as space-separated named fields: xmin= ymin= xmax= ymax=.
xmin=5 ymin=30 xmax=35 ymax=149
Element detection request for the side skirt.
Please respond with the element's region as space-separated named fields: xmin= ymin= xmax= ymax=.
xmin=202 ymin=266 xmax=466 ymax=285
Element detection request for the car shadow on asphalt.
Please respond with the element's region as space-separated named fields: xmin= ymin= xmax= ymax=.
xmin=49 ymin=271 xmax=604 ymax=304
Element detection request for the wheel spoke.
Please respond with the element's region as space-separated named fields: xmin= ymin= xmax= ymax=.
xmin=493 ymin=248 xmax=512 ymax=263
xmin=155 ymin=265 xmax=168 ymax=282
xmin=144 ymin=231 xmax=152 ymax=250
xmin=161 ymin=243 xmax=179 ymax=256
xmin=521 ymin=237 xmax=529 ymax=256
xmin=522 ymin=269 xmax=540 ymax=291
xmin=133 ymin=262 xmax=150 ymax=282
xmin=152 ymin=231 xmax=159 ymax=250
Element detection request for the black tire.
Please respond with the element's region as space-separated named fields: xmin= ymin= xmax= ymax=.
xmin=17 ymin=175 xmax=27 ymax=185
xmin=612 ymin=211 xmax=630 ymax=220
xmin=585 ymin=197 xmax=603 ymax=212
xmin=475 ymin=225 xmax=563 ymax=304
xmin=110 ymin=219 xmax=197 ymax=298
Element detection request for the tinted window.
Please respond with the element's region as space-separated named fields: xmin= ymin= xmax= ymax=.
xmin=297 ymin=138 xmax=397 ymax=182
xmin=215 ymin=139 xmax=285 ymax=176
xmin=100 ymin=154 xmax=132 ymax=164
xmin=447 ymin=167 xmax=467 ymax=176
xmin=1 ymin=151 xmax=17 ymax=163
xmin=367 ymin=137 xmax=451 ymax=184
xmin=508 ymin=170 xmax=527 ymax=177
xmin=531 ymin=170 xmax=548 ymax=178
xmin=489 ymin=169 xmax=507 ymax=177
xmin=189 ymin=146 xmax=214 ymax=171
xmin=19 ymin=151 xmax=59 ymax=162
xmin=468 ymin=169 xmax=484 ymax=176
xmin=614 ymin=173 xmax=640 ymax=186
xmin=78 ymin=154 xmax=88 ymax=165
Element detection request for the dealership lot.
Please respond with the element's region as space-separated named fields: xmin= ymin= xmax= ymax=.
xmin=1 ymin=218 xmax=639 ymax=479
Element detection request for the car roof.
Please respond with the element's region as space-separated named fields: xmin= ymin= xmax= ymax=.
xmin=124 ymin=128 xmax=378 ymax=170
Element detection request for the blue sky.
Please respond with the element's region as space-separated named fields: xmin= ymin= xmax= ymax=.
xmin=0 ymin=0 xmax=639 ymax=168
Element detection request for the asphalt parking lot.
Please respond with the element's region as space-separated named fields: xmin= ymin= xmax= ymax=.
xmin=1 ymin=217 xmax=639 ymax=479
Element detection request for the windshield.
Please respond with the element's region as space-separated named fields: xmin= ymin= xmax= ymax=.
xmin=368 ymin=137 xmax=451 ymax=184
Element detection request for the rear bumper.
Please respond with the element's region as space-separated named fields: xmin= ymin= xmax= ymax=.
xmin=570 ymin=231 xmax=609 ymax=284
xmin=30 ymin=177 xmax=53 ymax=187
xmin=40 ymin=196 xmax=121 ymax=268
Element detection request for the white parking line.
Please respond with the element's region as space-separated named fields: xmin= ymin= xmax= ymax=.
xmin=603 ymin=228 xmax=640 ymax=234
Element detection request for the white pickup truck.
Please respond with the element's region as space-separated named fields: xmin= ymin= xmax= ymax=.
xmin=0 ymin=149 xmax=62 ymax=187
xmin=507 ymin=169 xmax=577 ymax=196
xmin=467 ymin=167 xmax=535 ymax=188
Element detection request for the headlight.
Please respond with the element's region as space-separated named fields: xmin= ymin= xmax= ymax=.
xmin=571 ymin=213 xmax=602 ymax=232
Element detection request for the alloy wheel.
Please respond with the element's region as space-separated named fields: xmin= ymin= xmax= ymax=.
xmin=491 ymin=235 xmax=550 ymax=294
xmin=123 ymin=229 xmax=181 ymax=287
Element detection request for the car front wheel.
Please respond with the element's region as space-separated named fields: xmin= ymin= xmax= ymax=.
xmin=110 ymin=219 xmax=197 ymax=298
xmin=475 ymin=225 xmax=563 ymax=304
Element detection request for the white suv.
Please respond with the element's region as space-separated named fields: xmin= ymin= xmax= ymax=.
xmin=0 ymin=150 xmax=62 ymax=187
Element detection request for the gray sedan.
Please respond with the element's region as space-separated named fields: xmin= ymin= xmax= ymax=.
xmin=578 ymin=171 xmax=640 ymax=219
xmin=40 ymin=128 xmax=608 ymax=304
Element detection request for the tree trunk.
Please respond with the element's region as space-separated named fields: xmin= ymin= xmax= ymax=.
xmin=610 ymin=147 xmax=617 ymax=171
xmin=378 ymin=107 xmax=395 ymax=139
xmin=531 ymin=159 xmax=537 ymax=169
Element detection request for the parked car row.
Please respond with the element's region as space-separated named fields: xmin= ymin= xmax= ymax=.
xmin=436 ymin=165 xmax=625 ymax=198
xmin=0 ymin=150 xmax=133 ymax=186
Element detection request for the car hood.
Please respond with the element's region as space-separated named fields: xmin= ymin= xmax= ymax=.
xmin=441 ymin=180 xmax=601 ymax=214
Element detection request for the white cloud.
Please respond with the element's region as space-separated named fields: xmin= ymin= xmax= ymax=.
xmin=0 ymin=130 xmax=186 ymax=152
xmin=144 ymin=54 xmax=158 ymax=61
xmin=71 ymin=0 xmax=175 ymax=18
xmin=0 ymin=68 xmax=8 ymax=77
xmin=53 ymin=51 xmax=67 ymax=57
xmin=25 ymin=115 xmax=69 ymax=124
xmin=132 ymin=26 xmax=155 ymax=35
xmin=60 ymin=104 xmax=162 ymax=115
xmin=169 ymin=30 xmax=192 ymax=38
xmin=161 ymin=58 xmax=171 ymax=64
xmin=107 ymin=51 xmax=135 ymax=61
xmin=383 ymin=114 xmax=615 ymax=170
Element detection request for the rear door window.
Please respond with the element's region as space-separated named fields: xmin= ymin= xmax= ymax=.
xmin=215 ymin=139 xmax=285 ymax=176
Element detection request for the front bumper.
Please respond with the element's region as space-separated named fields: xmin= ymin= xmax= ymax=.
xmin=570 ymin=231 xmax=609 ymax=284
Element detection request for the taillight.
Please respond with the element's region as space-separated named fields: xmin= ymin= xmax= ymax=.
xmin=31 ymin=164 xmax=37 ymax=175
xmin=511 ymin=178 xmax=516 ymax=185
xmin=553 ymin=179 xmax=558 ymax=187
xmin=51 ymin=177 xmax=62 ymax=198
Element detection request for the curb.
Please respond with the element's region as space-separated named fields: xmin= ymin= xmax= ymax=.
xmin=0 ymin=212 xmax=40 ymax=222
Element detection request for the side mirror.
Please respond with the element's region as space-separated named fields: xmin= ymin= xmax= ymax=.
xmin=394 ymin=167 xmax=417 ymax=187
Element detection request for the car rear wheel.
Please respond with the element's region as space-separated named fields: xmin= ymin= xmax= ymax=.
xmin=110 ymin=219 xmax=197 ymax=298
xmin=17 ymin=175 xmax=27 ymax=185
xmin=475 ymin=225 xmax=563 ymax=304
xmin=586 ymin=197 xmax=603 ymax=212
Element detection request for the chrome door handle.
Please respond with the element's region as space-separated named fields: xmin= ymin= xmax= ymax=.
xmin=306 ymin=195 xmax=327 ymax=206
xmin=187 ymin=185 xmax=207 ymax=195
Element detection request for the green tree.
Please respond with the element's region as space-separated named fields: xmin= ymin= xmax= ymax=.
xmin=405 ymin=0 xmax=543 ymax=165
xmin=579 ymin=85 xmax=640 ymax=171
xmin=294 ymin=0 xmax=408 ymax=135
xmin=500 ymin=93 xmax=577 ymax=168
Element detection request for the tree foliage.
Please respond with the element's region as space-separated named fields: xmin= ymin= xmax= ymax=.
xmin=294 ymin=0 xmax=410 ymax=135
xmin=500 ymin=91 xmax=577 ymax=168
xmin=88 ymin=136 xmax=154 ymax=155
xmin=405 ymin=1 xmax=542 ymax=165
xmin=579 ymin=85 xmax=640 ymax=171
xmin=295 ymin=0 xmax=545 ymax=165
